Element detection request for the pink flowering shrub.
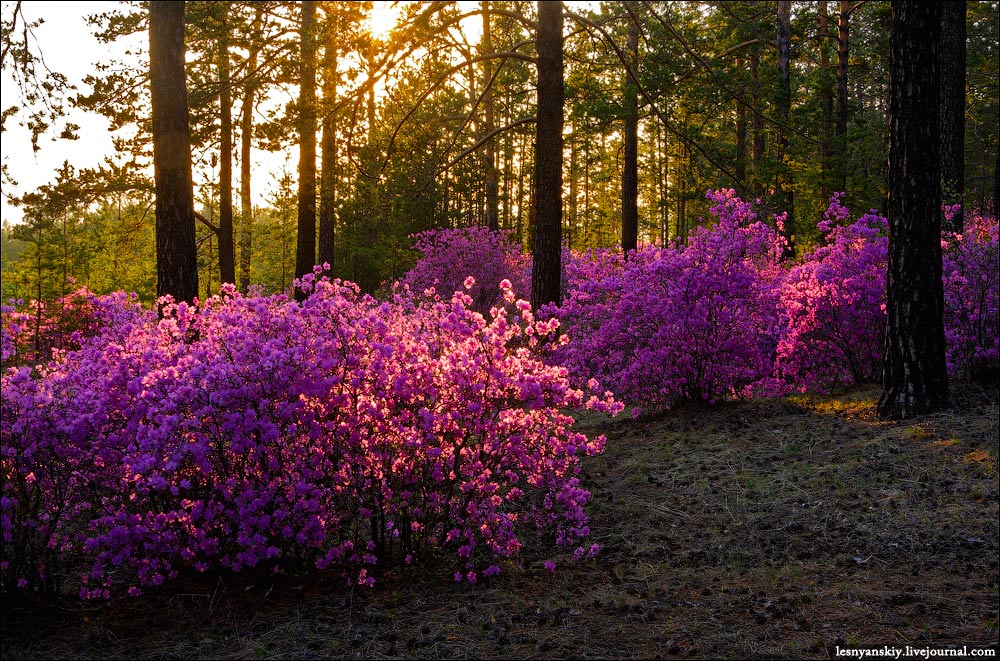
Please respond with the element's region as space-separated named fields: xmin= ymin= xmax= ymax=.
xmin=547 ymin=190 xmax=785 ymax=412
xmin=401 ymin=226 xmax=531 ymax=314
xmin=1 ymin=287 xmax=108 ymax=368
xmin=1 ymin=276 xmax=620 ymax=596
xmin=773 ymin=194 xmax=889 ymax=391
xmin=942 ymin=214 xmax=999 ymax=380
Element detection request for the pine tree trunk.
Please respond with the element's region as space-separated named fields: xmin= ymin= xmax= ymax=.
xmin=939 ymin=0 xmax=966 ymax=232
xmin=150 ymin=0 xmax=198 ymax=304
xmin=531 ymin=0 xmax=563 ymax=310
xmin=621 ymin=19 xmax=639 ymax=255
xmin=217 ymin=1 xmax=236 ymax=285
xmin=735 ymin=64 xmax=747 ymax=186
xmin=319 ymin=39 xmax=337 ymax=268
xmin=238 ymin=5 xmax=262 ymax=293
xmin=482 ymin=0 xmax=500 ymax=232
xmin=878 ymin=1 xmax=949 ymax=419
xmin=750 ymin=47 xmax=765 ymax=197
xmin=295 ymin=0 xmax=318 ymax=300
xmin=836 ymin=0 xmax=850 ymax=193
xmin=818 ymin=0 xmax=834 ymax=200
xmin=776 ymin=0 xmax=795 ymax=256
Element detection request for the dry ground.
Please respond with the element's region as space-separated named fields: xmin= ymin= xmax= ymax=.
xmin=2 ymin=383 xmax=998 ymax=659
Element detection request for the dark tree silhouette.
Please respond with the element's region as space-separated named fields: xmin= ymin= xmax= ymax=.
xmin=531 ymin=0 xmax=564 ymax=310
xmin=621 ymin=17 xmax=639 ymax=256
xmin=939 ymin=0 xmax=966 ymax=232
xmin=878 ymin=1 xmax=949 ymax=419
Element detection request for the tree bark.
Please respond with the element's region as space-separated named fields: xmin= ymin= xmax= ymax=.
xmin=150 ymin=0 xmax=198 ymax=304
xmin=878 ymin=1 xmax=949 ymax=419
xmin=621 ymin=17 xmax=639 ymax=255
xmin=319 ymin=28 xmax=337 ymax=268
xmin=776 ymin=0 xmax=795 ymax=257
xmin=294 ymin=0 xmax=318 ymax=300
xmin=217 ymin=1 xmax=236 ymax=285
xmin=818 ymin=0 xmax=834 ymax=199
xmin=735 ymin=58 xmax=747 ymax=186
xmin=750 ymin=47 xmax=764 ymax=196
xmin=531 ymin=0 xmax=563 ymax=310
xmin=939 ymin=0 xmax=966 ymax=232
xmin=836 ymin=0 xmax=850 ymax=192
xmin=482 ymin=0 xmax=500 ymax=232
xmin=238 ymin=5 xmax=263 ymax=293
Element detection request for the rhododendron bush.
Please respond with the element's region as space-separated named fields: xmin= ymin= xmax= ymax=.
xmin=2 ymin=195 xmax=997 ymax=600
xmin=548 ymin=190 xmax=785 ymax=412
xmin=1 ymin=277 xmax=620 ymax=596
xmin=942 ymin=214 xmax=1000 ymax=379
xmin=546 ymin=191 xmax=997 ymax=409
xmin=773 ymin=194 xmax=889 ymax=391
xmin=400 ymin=226 xmax=530 ymax=313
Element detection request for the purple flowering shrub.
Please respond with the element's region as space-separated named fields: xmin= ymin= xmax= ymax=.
xmin=942 ymin=214 xmax=999 ymax=380
xmin=1 ymin=276 xmax=620 ymax=596
xmin=772 ymin=194 xmax=889 ymax=391
xmin=548 ymin=190 xmax=785 ymax=413
xmin=400 ymin=226 xmax=531 ymax=314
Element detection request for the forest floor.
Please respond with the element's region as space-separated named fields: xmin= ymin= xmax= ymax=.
xmin=2 ymin=383 xmax=998 ymax=660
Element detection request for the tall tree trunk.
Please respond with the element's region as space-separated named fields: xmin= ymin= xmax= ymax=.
xmin=319 ymin=36 xmax=337 ymax=267
xmin=939 ymin=0 xmax=966 ymax=232
xmin=217 ymin=1 xmax=236 ymax=285
xmin=818 ymin=0 xmax=834 ymax=199
xmin=750 ymin=47 xmax=765 ymax=196
xmin=569 ymin=124 xmax=577 ymax=250
xmin=776 ymin=0 xmax=795 ymax=256
xmin=295 ymin=0 xmax=318 ymax=301
xmin=735 ymin=70 xmax=747 ymax=186
xmin=482 ymin=0 xmax=499 ymax=231
xmin=878 ymin=1 xmax=949 ymax=419
xmin=621 ymin=18 xmax=639 ymax=255
xmin=836 ymin=0 xmax=850 ymax=193
xmin=238 ymin=5 xmax=263 ymax=293
xmin=531 ymin=0 xmax=563 ymax=310
xmin=150 ymin=0 xmax=198 ymax=303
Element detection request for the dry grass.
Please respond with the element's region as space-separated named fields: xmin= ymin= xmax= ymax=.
xmin=3 ymin=383 xmax=997 ymax=659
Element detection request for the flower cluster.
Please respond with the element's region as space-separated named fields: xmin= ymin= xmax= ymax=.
xmin=942 ymin=214 xmax=1000 ymax=379
xmin=546 ymin=191 xmax=998 ymax=408
xmin=1 ymin=276 xmax=620 ymax=597
xmin=1 ymin=287 xmax=112 ymax=368
xmin=774 ymin=195 xmax=889 ymax=391
xmin=547 ymin=189 xmax=785 ymax=413
xmin=400 ymin=226 xmax=531 ymax=314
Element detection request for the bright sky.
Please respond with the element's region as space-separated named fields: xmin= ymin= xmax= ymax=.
xmin=1 ymin=1 xmax=132 ymax=224
xmin=0 ymin=1 xmax=412 ymax=226
xmin=1 ymin=1 xmax=540 ymax=226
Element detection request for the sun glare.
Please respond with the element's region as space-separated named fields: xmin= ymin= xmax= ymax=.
xmin=367 ymin=1 xmax=402 ymax=41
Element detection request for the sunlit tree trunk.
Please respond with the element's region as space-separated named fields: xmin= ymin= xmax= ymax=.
xmin=294 ymin=0 xmax=318 ymax=300
xmin=482 ymin=0 xmax=499 ymax=231
xmin=150 ymin=0 xmax=198 ymax=303
xmin=238 ymin=6 xmax=262 ymax=293
xmin=319 ymin=36 xmax=337 ymax=267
